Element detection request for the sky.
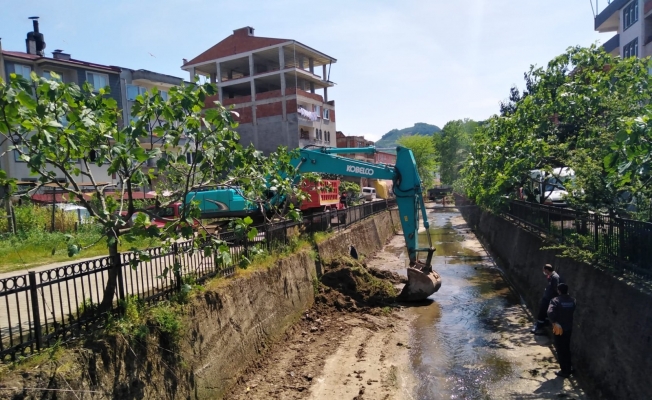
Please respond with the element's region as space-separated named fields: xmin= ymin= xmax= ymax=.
xmin=0 ymin=0 xmax=607 ymax=141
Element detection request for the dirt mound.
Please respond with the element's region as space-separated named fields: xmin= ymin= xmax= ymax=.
xmin=319 ymin=257 xmax=398 ymax=307
xmin=367 ymin=266 xmax=407 ymax=284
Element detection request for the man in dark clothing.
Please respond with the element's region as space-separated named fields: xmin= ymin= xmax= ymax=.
xmin=531 ymin=264 xmax=563 ymax=334
xmin=547 ymin=283 xmax=576 ymax=378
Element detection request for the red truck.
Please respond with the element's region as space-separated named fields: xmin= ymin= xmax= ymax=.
xmin=298 ymin=179 xmax=345 ymax=213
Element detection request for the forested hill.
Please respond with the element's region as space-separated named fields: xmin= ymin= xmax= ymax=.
xmin=375 ymin=123 xmax=441 ymax=151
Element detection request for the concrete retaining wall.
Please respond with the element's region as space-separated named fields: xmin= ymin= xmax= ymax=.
xmin=188 ymin=249 xmax=316 ymax=399
xmin=317 ymin=209 xmax=400 ymax=264
xmin=456 ymin=195 xmax=652 ymax=400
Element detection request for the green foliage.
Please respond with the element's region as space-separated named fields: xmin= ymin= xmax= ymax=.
xmin=434 ymin=119 xmax=478 ymax=185
xmin=0 ymin=223 xmax=158 ymax=273
xmin=541 ymin=233 xmax=602 ymax=265
xmin=107 ymin=295 xmax=148 ymax=340
xmin=150 ymin=304 xmax=183 ymax=341
xmin=460 ymin=45 xmax=652 ymax=216
xmin=375 ymin=123 xmax=441 ymax=151
xmin=312 ymin=275 xmax=320 ymax=296
xmin=78 ymin=297 xmax=99 ymax=320
xmin=396 ymin=135 xmax=437 ymax=189
xmin=0 ymin=70 xmax=304 ymax=309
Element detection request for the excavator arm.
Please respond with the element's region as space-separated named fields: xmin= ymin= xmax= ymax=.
xmin=293 ymin=146 xmax=442 ymax=301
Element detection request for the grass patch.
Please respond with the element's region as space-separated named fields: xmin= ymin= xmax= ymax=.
xmin=312 ymin=231 xmax=335 ymax=244
xmin=0 ymin=339 xmax=65 ymax=379
xmin=205 ymin=238 xmax=313 ymax=291
xmin=107 ymin=295 xmax=186 ymax=346
xmin=0 ymin=225 xmax=160 ymax=273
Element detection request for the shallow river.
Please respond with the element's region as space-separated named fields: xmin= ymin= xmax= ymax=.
xmin=380 ymin=210 xmax=586 ymax=399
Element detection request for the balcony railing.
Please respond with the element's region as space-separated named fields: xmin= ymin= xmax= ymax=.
xmin=603 ymin=33 xmax=620 ymax=54
xmin=595 ymin=0 xmax=628 ymax=31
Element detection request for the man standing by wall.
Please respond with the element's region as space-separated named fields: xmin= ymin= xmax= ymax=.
xmin=531 ymin=264 xmax=563 ymax=334
xmin=548 ymin=283 xmax=576 ymax=378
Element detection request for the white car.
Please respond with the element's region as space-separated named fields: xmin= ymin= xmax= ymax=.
xmin=362 ymin=187 xmax=377 ymax=201
xmin=55 ymin=203 xmax=91 ymax=224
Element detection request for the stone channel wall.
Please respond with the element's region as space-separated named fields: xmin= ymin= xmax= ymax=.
xmin=455 ymin=195 xmax=652 ymax=400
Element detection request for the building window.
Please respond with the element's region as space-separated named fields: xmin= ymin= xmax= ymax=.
xmin=160 ymin=90 xmax=168 ymax=101
xmin=313 ymin=105 xmax=321 ymax=118
xmin=43 ymin=70 xmax=63 ymax=82
xmin=13 ymin=64 xmax=32 ymax=81
xmin=624 ymin=1 xmax=638 ymax=31
xmin=624 ymin=37 xmax=639 ymax=58
xmin=126 ymin=84 xmax=147 ymax=101
xmin=13 ymin=141 xmax=27 ymax=162
xmin=323 ymin=109 xmax=330 ymax=120
xmin=86 ymin=72 xmax=109 ymax=92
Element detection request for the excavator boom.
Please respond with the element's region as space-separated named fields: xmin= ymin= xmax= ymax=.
xmin=293 ymin=146 xmax=442 ymax=301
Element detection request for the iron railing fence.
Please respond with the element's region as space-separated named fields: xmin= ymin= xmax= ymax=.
xmin=0 ymin=199 xmax=395 ymax=362
xmin=455 ymin=195 xmax=652 ymax=278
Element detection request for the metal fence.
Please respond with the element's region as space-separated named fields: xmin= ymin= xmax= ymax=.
xmin=455 ymin=195 xmax=652 ymax=278
xmin=505 ymin=200 xmax=652 ymax=277
xmin=0 ymin=199 xmax=395 ymax=362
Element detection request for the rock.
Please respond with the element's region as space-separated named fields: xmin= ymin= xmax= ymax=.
xmin=397 ymin=342 xmax=404 ymax=346
xmin=310 ymin=326 xmax=319 ymax=332
xmin=304 ymin=374 xmax=313 ymax=381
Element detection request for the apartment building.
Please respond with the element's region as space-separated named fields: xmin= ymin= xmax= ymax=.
xmin=120 ymin=68 xmax=188 ymax=170
xmin=335 ymin=131 xmax=397 ymax=165
xmin=335 ymin=131 xmax=396 ymax=188
xmin=181 ymin=27 xmax=337 ymax=153
xmin=0 ymin=19 xmax=122 ymax=187
xmin=594 ymin=0 xmax=652 ymax=57
xmin=0 ymin=18 xmax=186 ymax=197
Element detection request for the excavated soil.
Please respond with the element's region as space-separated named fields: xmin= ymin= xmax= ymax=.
xmin=226 ymin=258 xmax=415 ymax=400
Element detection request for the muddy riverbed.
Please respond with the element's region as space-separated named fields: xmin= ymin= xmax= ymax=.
xmin=228 ymin=209 xmax=588 ymax=399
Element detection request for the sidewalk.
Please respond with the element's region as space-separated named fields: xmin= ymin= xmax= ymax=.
xmin=0 ymin=253 xmax=111 ymax=280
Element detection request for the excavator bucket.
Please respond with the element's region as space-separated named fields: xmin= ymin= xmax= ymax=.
xmin=398 ymin=263 xmax=442 ymax=302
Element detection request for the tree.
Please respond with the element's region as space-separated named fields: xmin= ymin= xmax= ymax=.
xmin=434 ymin=119 xmax=478 ymax=185
xmin=396 ymin=134 xmax=437 ymax=189
xmin=460 ymin=45 xmax=652 ymax=214
xmin=0 ymin=72 xmax=301 ymax=311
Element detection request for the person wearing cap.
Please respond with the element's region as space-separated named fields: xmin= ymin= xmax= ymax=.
xmin=531 ymin=263 xmax=563 ymax=334
xmin=547 ymin=283 xmax=576 ymax=378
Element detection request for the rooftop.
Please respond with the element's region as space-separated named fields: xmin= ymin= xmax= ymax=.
xmin=2 ymin=50 xmax=121 ymax=73
xmin=182 ymin=27 xmax=336 ymax=70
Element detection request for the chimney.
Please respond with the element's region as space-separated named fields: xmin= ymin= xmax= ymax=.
xmin=52 ymin=49 xmax=71 ymax=60
xmin=25 ymin=17 xmax=46 ymax=56
xmin=233 ymin=27 xmax=254 ymax=37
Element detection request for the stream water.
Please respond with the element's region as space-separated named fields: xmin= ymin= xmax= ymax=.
xmin=395 ymin=211 xmax=526 ymax=399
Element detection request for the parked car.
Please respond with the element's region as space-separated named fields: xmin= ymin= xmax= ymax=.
xmin=524 ymin=167 xmax=575 ymax=207
xmin=362 ymin=187 xmax=377 ymax=201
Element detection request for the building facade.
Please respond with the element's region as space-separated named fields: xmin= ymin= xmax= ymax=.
xmin=181 ymin=27 xmax=337 ymax=154
xmin=0 ymin=18 xmax=186 ymax=194
xmin=0 ymin=37 xmax=121 ymax=185
xmin=335 ymin=131 xmax=396 ymax=188
xmin=595 ymin=0 xmax=652 ymax=58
